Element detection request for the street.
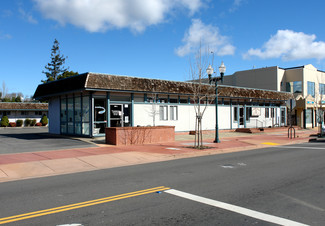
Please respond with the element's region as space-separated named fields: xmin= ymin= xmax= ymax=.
xmin=0 ymin=142 xmax=324 ymax=225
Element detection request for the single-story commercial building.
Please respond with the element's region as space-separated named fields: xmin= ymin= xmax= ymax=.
xmin=0 ymin=102 xmax=48 ymax=124
xmin=33 ymin=73 xmax=293 ymax=137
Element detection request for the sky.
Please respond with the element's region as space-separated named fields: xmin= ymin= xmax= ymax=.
xmin=2 ymin=0 xmax=325 ymax=98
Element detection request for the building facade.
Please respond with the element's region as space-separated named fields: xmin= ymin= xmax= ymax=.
xmin=33 ymin=73 xmax=292 ymax=137
xmin=222 ymin=64 xmax=325 ymax=128
xmin=0 ymin=102 xmax=48 ymax=124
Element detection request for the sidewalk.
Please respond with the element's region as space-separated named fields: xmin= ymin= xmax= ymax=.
xmin=0 ymin=128 xmax=316 ymax=183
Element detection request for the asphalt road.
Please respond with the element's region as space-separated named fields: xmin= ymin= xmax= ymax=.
xmin=0 ymin=142 xmax=324 ymax=225
xmin=0 ymin=127 xmax=96 ymax=154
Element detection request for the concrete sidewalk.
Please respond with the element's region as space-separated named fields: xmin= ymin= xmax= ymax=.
xmin=0 ymin=128 xmax=316 ymax=183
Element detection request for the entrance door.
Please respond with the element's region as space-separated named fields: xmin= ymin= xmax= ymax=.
xmin=110 ymin=104 xmax=131 ymax=127
xmin=110 ymin=104 xmax=123 ymax=127
xmin=280 ymin=108 xmax=285 ymax=126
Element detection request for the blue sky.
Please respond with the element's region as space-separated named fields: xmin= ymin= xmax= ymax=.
xmin=2 ymin=0 xmax=325 ymax=98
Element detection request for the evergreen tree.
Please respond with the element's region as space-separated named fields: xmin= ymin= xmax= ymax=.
xmin=57 ymin=70 xmax=79 ymax=80
xmin=42 ymin=39 xmax=68 ymax=83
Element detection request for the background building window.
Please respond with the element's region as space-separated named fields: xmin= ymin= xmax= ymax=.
xmin=170 ymin=106 xmax=178 ymax=120
xmin=271 ymin=108 xmax=275 ymax=118
xmin=265 ymin=108 xmax=269 ymax=118
xmin=320 ymin=83 xmax=325 ymax=95
xmin=234 ymin=107 xmax=238 ymax=121
xmin=307 ymin=81 xmax=315 ymax=97
xmin=246 ymin=107 xmax=252 ymax=121
xmin=286 ymin=81 xmax=302 ymax=93
xmin=159 ymin=106 xmax=168 ymax=120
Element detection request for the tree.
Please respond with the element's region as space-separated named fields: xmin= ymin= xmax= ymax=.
xmin=15 ymin=96 xmax=22 ymax=102
xmin=1 ymin=81 xmax=8 ymax=98
xmin=42 ymin=39 xmax=68 ymax=83
xmin=0 ymin=115 xmax=9 ymax=127
xmin=57 ymin=70 xmax=79 ymax=80
xmin=189 ymin=48 xmax=215 ymax=149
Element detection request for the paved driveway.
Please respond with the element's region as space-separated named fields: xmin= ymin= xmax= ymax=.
xmin=0 ymin=127 xmax=96 ymax=154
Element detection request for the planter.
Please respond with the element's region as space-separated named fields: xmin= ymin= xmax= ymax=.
xmin=105 ymin=126 xmax=175 ymax=145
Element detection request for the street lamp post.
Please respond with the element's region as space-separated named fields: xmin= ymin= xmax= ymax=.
xmin=207 ymin=62 xmax=226 ymax=143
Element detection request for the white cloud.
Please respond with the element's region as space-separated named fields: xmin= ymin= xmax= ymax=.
xmin=0 ymin=32 xmax=12 ymax=40
xmin=175 ymin=19 xmax=235 ymax=57
xmin=33 ymin=0 xmax=204 ymax=33
xmin=229 ymin=0 xmax=244 ymax=12
xmin=244 ymin=29 xmax=325 ymax=61
xmin=19 ymin=8 xmax=38 ymax=24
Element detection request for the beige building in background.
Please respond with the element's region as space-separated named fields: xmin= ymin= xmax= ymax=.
xmin=223 ymin=64 xmax=325 ymax=128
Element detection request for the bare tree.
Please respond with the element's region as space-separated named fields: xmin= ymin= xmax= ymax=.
xmin=189 ymin=48 xmax=215 ymax=148
xmin=316 ymin=76 xmax=325 ymax=136
xmin=147 ymin=91 xmax=159 ymax=126
xmin=1 ymin=81 xmax=8 ymax=98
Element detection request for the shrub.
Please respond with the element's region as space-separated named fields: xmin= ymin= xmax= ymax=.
xmin=41 ymin=115 xmax=48 ymax=126
xmin=0 ymin=116 xmax=9 ymax=127
xmin=24 ymin=118 xmax=31 ymax=127
xmin=31 ymin=119 xmax=37 ymax=126
xmin=35 ymin=122 xmax=42 ymax=126
xmin=9 ymin=122 xmax=16 ymax=127
xmin=16 ymin=120 xmax=23 ymax=127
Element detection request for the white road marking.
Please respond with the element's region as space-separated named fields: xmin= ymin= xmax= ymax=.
xmin=274 ymin=146 xmax=325 ymax=150
xmin=166 ymin=148 xmax=181 ymax=150
xmin=56 ymin=224 xmax=83 ymax=226
xmin=165 ymin=189 xmax=309 ymax=226
xmin=237 ymin=163 xmax=247 ymax=166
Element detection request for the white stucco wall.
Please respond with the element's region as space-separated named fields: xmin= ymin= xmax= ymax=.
xmin=134 ymin=104 xmax=236 ymax=132
xmin=48 ymin=97 xmax=60 ymax=134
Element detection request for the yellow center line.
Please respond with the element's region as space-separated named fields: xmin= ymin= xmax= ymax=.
xmin=261 ymin=142 xmax=280 ymax=146
xmin=0 ymin=186 xmax=170 ymax=225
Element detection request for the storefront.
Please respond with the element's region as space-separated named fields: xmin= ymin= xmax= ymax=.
xmin=34 ymin=72 xmax=293 ymax=137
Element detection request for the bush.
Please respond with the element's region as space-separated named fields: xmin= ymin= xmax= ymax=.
xmin=24 ymin=118 xmax=31 ymax=127
xmin=9 ymin=122 xmax=16 ymax=127
xmin=16 ymin=120 xmax=23 ymax=127
xmin=41 ymin=115 xmax=48 ymax=126
xmin=0 ymin=116 xmax=9 ymax=127
xmin=35 ymin=122 xmax=42 ymax=126
xmin=31 ymin=119 xmax=37 ymax=126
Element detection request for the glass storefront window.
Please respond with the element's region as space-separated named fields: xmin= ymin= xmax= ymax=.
xmin=82 ymin=96 xmax=90 ymax=135
xmin=75 ymin=97 xmax=81 ymax=122
xmin=306 ymin=109 xmax=312 ymax=124
xmin=60 ymin=98 xmax=67 ymax=134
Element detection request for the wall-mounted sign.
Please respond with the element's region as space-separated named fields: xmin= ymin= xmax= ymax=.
xmin=252 ymin=107 xmax=261 ymax=116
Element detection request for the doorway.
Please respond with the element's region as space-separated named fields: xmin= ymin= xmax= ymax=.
xmin=110 ymin=104 xmax=131 ymax=127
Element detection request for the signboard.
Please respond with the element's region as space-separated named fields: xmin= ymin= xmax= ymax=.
xmin=252 ymin=107 xmax=261 ymax=117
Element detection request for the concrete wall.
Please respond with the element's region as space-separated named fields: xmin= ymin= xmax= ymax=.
xmin=223 ymin=66 xmax=279 ymax=91
xmin=134 ymin=103 xmax=225 ymax=132
xmin=48 ymin=97 xmax=60 ymax=134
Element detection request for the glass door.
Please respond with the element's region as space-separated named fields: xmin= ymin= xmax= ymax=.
xmin=110 ymin=104 xmax=131 ymax=127
xmin=110 ymin=104 xmax=123 ymax=127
